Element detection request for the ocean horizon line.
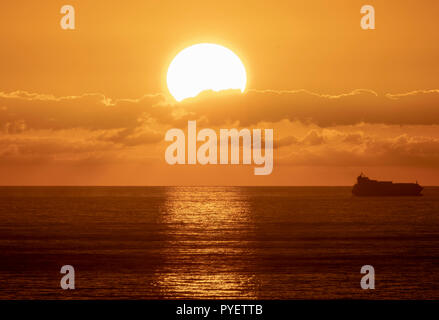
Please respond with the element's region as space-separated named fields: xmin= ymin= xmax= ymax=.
xmin=0 ymin=185 xmax=438 ymax=187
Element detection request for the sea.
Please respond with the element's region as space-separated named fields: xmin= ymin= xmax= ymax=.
xmin=0 ymin=186 xmax=438 ymax=299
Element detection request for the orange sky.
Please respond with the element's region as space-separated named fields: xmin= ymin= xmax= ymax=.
xmin=1 ymin=0 xmax=439 ymax=185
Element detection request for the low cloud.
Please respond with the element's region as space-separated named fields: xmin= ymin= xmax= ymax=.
xmin=1 ymin=88 xmax=439 ymax=171
xmin=1 ymin=88 xmax=439 ymax=134
xmin=174 ymin=89 xmax=439 ymax=127
xmin=277 ymin=130 xmax=439 ymax=167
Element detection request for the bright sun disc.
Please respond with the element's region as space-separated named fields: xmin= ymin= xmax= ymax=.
xmin=167 ymin=43 xmax=247 ymax=102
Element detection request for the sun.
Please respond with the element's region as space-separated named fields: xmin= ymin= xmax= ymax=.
xmin=167 ymin=43 xmax=247 ymax=102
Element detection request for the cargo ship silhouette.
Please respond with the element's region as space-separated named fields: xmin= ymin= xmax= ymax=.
xmin=352 ymin=173 xmax=423 ymax=196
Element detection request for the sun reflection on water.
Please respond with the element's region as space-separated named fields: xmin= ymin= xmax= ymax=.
xmin=153 ymin=187 xmax=259 ymax=299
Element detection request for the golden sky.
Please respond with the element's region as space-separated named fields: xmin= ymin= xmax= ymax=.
xmin=1 ymin=0 xmax=439 ymax=185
